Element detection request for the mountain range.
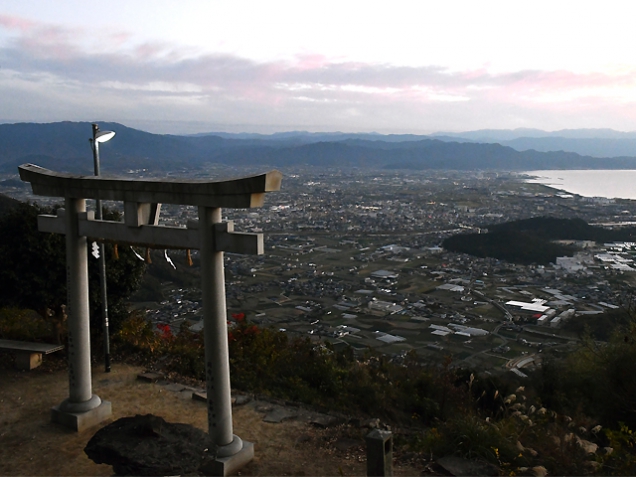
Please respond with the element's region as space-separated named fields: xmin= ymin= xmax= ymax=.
xmin=2 ymin=122 xmax=636 ymax=174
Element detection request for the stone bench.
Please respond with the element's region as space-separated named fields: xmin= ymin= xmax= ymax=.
xmin=0 ymin=339 xmax=64 ymax=370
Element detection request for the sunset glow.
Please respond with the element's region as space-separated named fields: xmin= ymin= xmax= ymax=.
xmin=1 ymin=0 xmax=634 ymax=133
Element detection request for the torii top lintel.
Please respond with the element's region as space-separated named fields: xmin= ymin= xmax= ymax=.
xmin=18 ymin=164 xmax=282 ymax=208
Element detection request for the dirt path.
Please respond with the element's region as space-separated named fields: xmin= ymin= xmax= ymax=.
xmin=0 ymin=359 xmax=424 ymax=476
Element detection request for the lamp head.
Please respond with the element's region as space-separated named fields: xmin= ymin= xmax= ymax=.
xmin=94 ymin=130 xmax=116 ymax=143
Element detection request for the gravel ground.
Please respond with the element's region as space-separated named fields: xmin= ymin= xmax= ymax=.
xmin=0 ymin=355 xmax=428 ymax=476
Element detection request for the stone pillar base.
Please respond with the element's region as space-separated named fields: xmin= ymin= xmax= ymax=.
xmin=201 ymin=440 xmax=254 ymax=476
xmin=51 ymin=400 xmax=112 ymax=432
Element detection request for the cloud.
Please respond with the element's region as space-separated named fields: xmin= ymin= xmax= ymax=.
xmin=1 ymin=14 xmax=636 ymax=132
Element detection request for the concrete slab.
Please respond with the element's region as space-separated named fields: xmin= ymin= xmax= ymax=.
xmin=162 ymin=383 xmax=186 ymax=392
xmin=192 ymin=391 xmax=207 ymax=402
xmin=178 ymin=390 xmax=194 ymax=400
xmin=137 ymin=372 xmax=164 ymax=383
xmin=263 ymin=408 xmax=297 ymax=423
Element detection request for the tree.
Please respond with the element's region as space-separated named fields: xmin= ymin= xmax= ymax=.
xmin=0 ymin=201 xmax=146 ymax=343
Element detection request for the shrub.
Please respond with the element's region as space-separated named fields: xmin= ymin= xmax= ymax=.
xmin=0 ymin=307 xmax=51 ymax=342
xmin=114 ymin=311 xmax=163 ymax=356
xmin=420 ymin=413 xmax=522 ymax=467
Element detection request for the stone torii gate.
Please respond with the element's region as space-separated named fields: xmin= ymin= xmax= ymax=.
xmin=19 ymin=163 xmax=282 ymax=475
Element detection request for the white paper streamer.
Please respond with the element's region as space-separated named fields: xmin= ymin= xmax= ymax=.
xmin=91 ymin=241 xmax=100 ymax=259
xmin=164 ymin=249 xmax=176 ymax=270
xmin=130 ymin=246 xmax=145 ymax=261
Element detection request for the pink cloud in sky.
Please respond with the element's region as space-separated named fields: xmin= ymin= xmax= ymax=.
xmin=0 ymin=14 xmax=37 ymax=32
xmin=293 ymin=53 xmax=331 ymax=71
xmin=2 ymin=14 xmax=636 ymax=130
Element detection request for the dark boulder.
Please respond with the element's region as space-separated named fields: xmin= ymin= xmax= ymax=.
xmin=85 ymin=414 xmax=215 ymax=476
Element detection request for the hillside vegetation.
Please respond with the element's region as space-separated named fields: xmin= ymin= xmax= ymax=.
xmin=107 ymin=307 xmax=636 ymax=475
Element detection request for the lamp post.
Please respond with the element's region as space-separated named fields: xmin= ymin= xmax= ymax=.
xmin=90 ymin=123 xmax=115 ymax=373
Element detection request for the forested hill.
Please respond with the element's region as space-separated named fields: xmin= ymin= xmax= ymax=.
xmin=443 ymin=217 xmax=636 ymax=265
xmin=2 ymin=122 xmax=636 ymax=174
xmin=488 ymin=217 xmax=636 ymax=242
xmin=0 ymin=193 xmax=19 ymax=216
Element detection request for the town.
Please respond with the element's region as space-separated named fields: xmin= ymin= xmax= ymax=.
xmin=2 ymin=166 xmax=635 ymax=376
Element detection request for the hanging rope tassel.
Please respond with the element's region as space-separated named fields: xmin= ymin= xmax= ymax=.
xmin=186 ymin=249 xmax=193 ymax=266
xmin=113 ymin=244 xmax=119 ymax=260
xmin=145 ymin=247 xmax=152 ymax=264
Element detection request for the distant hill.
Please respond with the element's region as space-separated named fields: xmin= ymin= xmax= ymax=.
xmin=443 ymin=217 xmax=636 ymax=265
xmin=2 ymin=122 xmax=636 ymax=174
xmin=432 ymin=128 xmax=636 ymax=141
xmin=431 ymin=128 xmax=636 ymax=158
xmin=498 ymin=137 xmax=636 ymax=158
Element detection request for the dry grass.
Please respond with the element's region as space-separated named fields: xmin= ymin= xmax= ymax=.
xmin=0 ymin=356 xmax=423 ymax=476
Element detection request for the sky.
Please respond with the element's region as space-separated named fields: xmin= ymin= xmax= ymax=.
xmin=1 ymin=0 xmax=636 ymax=135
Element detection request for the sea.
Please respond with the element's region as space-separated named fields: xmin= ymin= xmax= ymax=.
xmin=523 ymin=169 xmax=636 ymax=200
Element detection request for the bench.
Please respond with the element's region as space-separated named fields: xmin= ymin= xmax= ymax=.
xmin=0 ymin=339 xmax=64 ymax=370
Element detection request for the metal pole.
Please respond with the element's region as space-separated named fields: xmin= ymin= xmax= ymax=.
xmin=91 ymin=123 xmax=110 ymax=373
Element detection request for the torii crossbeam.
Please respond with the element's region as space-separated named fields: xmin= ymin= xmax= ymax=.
xmin=19 ymin=164 xmax=282 ymax=475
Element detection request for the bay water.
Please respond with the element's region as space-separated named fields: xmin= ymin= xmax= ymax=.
xmin=523 ymin=170 xmax=636 ymax=200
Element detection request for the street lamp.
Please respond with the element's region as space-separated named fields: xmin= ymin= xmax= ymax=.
xmin=90 ymin=123 xmax=115 ymax=373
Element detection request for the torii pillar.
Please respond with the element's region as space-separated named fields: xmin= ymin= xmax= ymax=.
xmin=19 ymin=164 xmax=282 ymax=475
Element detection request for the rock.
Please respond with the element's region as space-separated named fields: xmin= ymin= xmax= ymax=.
xmin=360 ymin=418 xmax=381 ymax=429
xmin=309 ymin=413 xmax=341 ymax=428
xmin=437 ymin=455 xmax=499 ymax=476
xmin=233 ymin=394 xmax=251 ymax=406
xmin=255 ymin=404 xmax=274 ymax=413
xmin=84 ymin=414 xmax=215 ymax=476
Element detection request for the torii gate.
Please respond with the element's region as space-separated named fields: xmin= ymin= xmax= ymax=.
xmin=19 ymin=163 xmax=282 ymax=475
